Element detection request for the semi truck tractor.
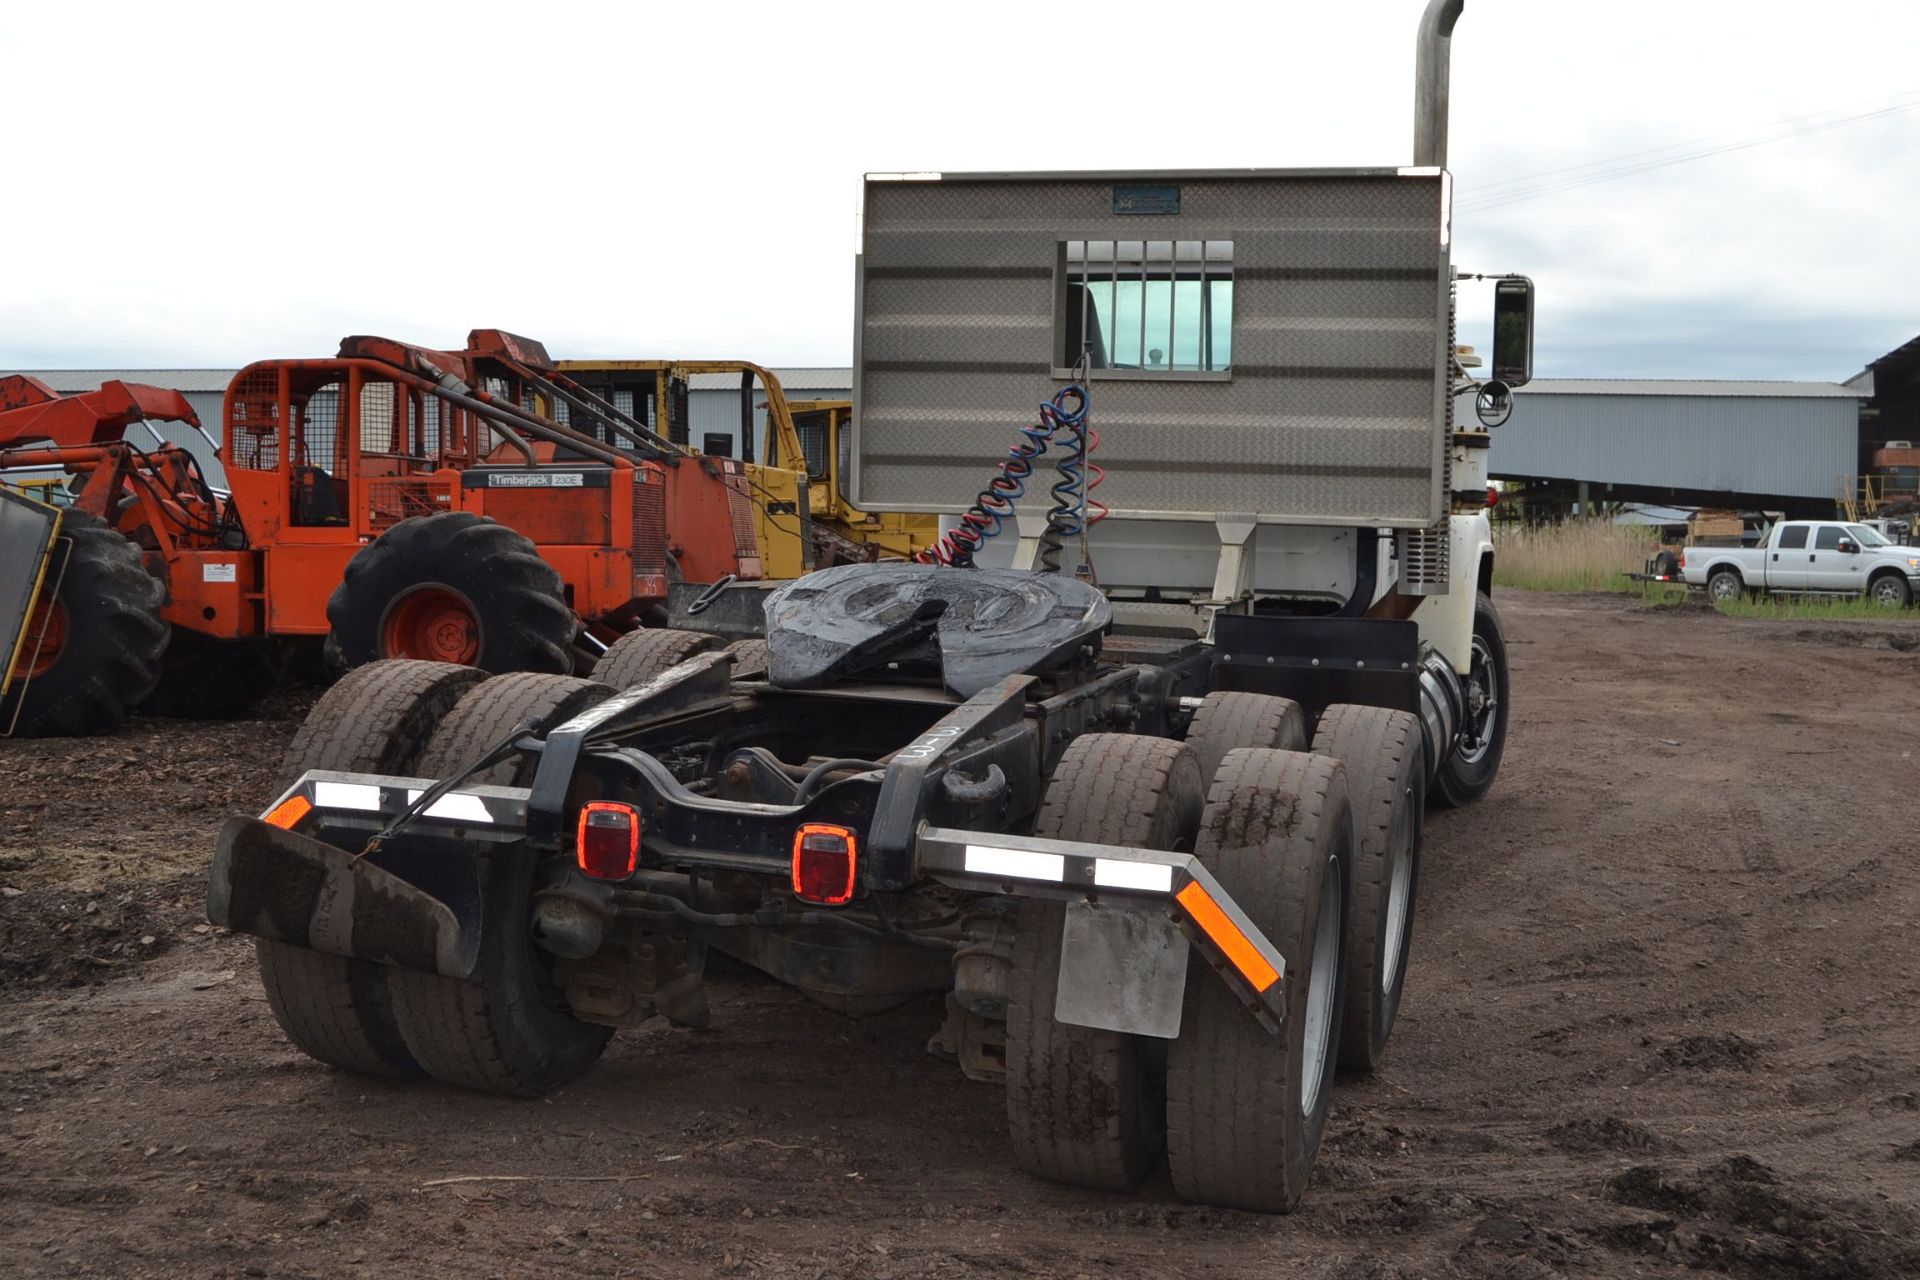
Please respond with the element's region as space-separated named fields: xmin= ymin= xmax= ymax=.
xmin=209 ymin=0 xmax=1528 ymax=1212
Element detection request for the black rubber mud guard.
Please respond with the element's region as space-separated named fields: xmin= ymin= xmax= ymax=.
xmin=207 ymin=818 xmax=481 ymax=980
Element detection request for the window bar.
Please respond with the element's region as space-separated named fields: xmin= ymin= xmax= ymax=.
xmin=1075 ymin=245 xmax=1089 ymax=371
xmin=1137 ymin=242 xmax=1148 ymax=370
xmin=1108 ymin=243 xmax=1119 ymax=372
xmin=1197 ymin=242 xmax=1208 ymax=372
xmin=1166 ymin=243 xmax=1177 ymax=373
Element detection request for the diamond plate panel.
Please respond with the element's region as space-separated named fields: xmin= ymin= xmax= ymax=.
xmin=852 ymin=172 xmax=1451 ymax=527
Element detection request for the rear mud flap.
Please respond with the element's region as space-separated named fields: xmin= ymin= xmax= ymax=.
xmin=1056 ymin=901 xmax=1191 ymax=1039
xmin=207 ymin=817 xmax=481 ymax=979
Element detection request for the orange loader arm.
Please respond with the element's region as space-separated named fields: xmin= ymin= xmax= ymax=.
xmin=0 ymin=375 xmax=201 ymax=450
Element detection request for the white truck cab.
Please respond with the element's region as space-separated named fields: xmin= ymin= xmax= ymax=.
xmin=1683 ymin=519 xmax=1920 ymax=607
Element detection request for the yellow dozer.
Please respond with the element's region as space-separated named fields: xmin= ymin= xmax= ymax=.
xmin=555 ymin=361 xmax=936 ymax=568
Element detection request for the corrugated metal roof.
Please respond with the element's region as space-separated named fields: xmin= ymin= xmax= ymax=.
xmin=6 ymin=369 xmax=239 ymax=393
xmin=1516 ymin=378 xmax=1861 ymax=399
xmin=685 ymin=368 xmax=850 ymax=393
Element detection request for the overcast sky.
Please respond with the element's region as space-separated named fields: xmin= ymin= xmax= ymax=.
xmin=4 ymin=0 xmax=1914 ymax=380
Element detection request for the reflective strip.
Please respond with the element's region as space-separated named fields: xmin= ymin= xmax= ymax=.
xmin=262 ymin=794 xmax=312 ymax=830
xmin=313 ymin=781 xmax=381 ymax=812
xmin=1093 ymin=859 xmax=1174 ymax=893
xmin=1175 ymin=882 xmax=1280 ymax=993
xmin=405 ymin=790 xmax=494 ymax=824
xmin=964 ymin=844 xmax=1065 ymax=883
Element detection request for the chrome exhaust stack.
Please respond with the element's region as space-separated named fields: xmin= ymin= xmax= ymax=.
xmin=1414 ymin=0 xmax=1465 ymax=167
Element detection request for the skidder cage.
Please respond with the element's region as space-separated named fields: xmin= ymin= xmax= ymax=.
xmin=851 ymin=169 xmax=1454 ymax=528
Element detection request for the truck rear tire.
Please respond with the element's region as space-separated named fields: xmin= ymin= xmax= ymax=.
xmin=592 ymin=627 xmax=718 ymax=689
xmin=1005 ymin=733 xmax=1205 ymax=1191
xmin=324 ymin=513 xmax=576 ymax=676
xmin=1430 ymin=592 xmax=1510 ymax=810
xmin=256 ymin=659 xmax=487 ymax=1078
xmin=722 ymin=637 xmax=769 ymax=677
xmin=5 ymin=511 xmax=167 ymax=738
xmin=1184 ymin=691 xmax=1307 ymax=783
xmin=1312 ymin=705 xmax=1422 ymax=1074
xmin=1167 ymin=748 xmax=1353 ymax=1213
xmin=1706 ymin=567 xmax=1746 ymax=603
xmin=387 ymin=672 xmax=616 ymax=1095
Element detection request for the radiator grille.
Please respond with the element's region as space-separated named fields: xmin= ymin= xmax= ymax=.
xmin=721 ymin=465 xmax=763 ymax=579
xmin=1398 ymin=525 xmax=1451 ymax=595
xmin=631 ymin=472 xmax=667 ymax=577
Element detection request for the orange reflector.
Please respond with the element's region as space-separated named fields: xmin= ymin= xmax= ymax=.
xmin=263 ymin=794 xmax=313 ymax=831
xmin=1175 ymin=881 xmax=1280 ymax=993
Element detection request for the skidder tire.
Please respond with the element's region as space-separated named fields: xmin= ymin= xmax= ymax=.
xmin=1430 ymin=592 xmax=1510 ymax=810
xmin=1167 ymin=748 xmax=1353 ymax=1213
xmin=7 ymin=511 xmax=167 ymax=738
xmin=1184 ymin=691 xmax=1307 ymax=782
xmin=324 ymin=512 xmax=575 ymax=675
xmin=1312 ymin=705 xmax=1422 ymax=1074
xmin=390 ymin=673 xmax=616 ymax=1095
xmin=256 ymin=660 xmax=488 ymax=1078
xmin=592 ymin=627 xmax=718 ymax=690
xmin=1006 ymin=733 xmax=1205 ymax=1191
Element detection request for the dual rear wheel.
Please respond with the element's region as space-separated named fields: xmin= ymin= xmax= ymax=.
xmin=1004 ymin=694 xmax=1425 ymax=1212
xmin=256 ymin=661 xmax=616 ymax=1096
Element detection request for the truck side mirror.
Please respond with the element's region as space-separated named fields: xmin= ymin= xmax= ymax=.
xmin=1492 ymin=276 xmax=1535 ymax=388
xmin=1838 ymin=537 xmax=1857 ymax=554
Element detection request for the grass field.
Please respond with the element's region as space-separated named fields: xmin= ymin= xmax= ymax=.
xmin=1493 ymin=522 xmax=1914 ymax=619
xmin=1491 ymin=520 xmax=1653 ymax=593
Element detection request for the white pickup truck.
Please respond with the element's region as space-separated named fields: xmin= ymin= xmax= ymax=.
xmin=1683 ymin=520 xmax=1920 ymax=607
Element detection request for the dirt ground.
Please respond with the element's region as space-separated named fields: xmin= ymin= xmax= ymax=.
xmin=3 ymin=590 xmax=1919 ymax=1279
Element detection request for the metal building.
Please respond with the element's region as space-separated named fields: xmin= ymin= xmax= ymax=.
xmin=684 ymin=368 xmax=849 ymax=459
xmin=1493 ymin=378 xmax=1864 ymax=515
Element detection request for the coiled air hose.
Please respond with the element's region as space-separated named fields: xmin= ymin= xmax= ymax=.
xmin=918 ymin=386 xmax=1106 ymax=570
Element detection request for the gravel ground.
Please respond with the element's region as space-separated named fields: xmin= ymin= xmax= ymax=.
xmin=2 ymin=590 xmax=1918 ymax=1278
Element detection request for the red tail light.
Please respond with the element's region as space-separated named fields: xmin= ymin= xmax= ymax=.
xmin=791 ymin=823 xmax=858 ymax=905
xmin=1486 ymin=486 xmax=1499 ymax=508
xmin=576 ymin=802 xmax=641 ymax=880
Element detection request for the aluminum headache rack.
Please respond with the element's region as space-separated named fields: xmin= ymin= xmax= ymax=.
xmin=210 ymin=770 xmax=1293 ymax=1040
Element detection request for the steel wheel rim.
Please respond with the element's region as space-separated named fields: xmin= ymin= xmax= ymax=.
xmin=380 ymin=586 xmax=480 ymax=665
xmin=17 ymin=598 xmax=68 ymax=679
xmin=1381 ymin=799 xmax=1414 ymax=993
xmin=1710 ymin=575 xmax=1739 ymax=601
xmin=1300 ymin=856 xmax=1342 ymax=1117
xmin=1457 ymin=634 xmax=1499 ymax=766
xmin=1871 ymin=579 xmax=1903 ymax=607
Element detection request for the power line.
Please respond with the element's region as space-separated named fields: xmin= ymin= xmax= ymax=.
xmin=1459 ymin=92 xmax=1920 ymax=212
xmin=1463 ymin=87 xmax=1920 ymax=195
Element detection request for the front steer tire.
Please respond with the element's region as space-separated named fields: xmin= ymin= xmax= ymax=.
xmin=1430 ymin=591 xmax=1510 ymax=810
xmin=1005 ymin=733 xmax=1205 ymax=1191
xmin=255 ymin=660 xmax=488 ymax=1077
xmin=386 ymin=672 xmax=617 ymax=1095
xmin=1167 ymin=748 xmax=1353 ymax=1214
